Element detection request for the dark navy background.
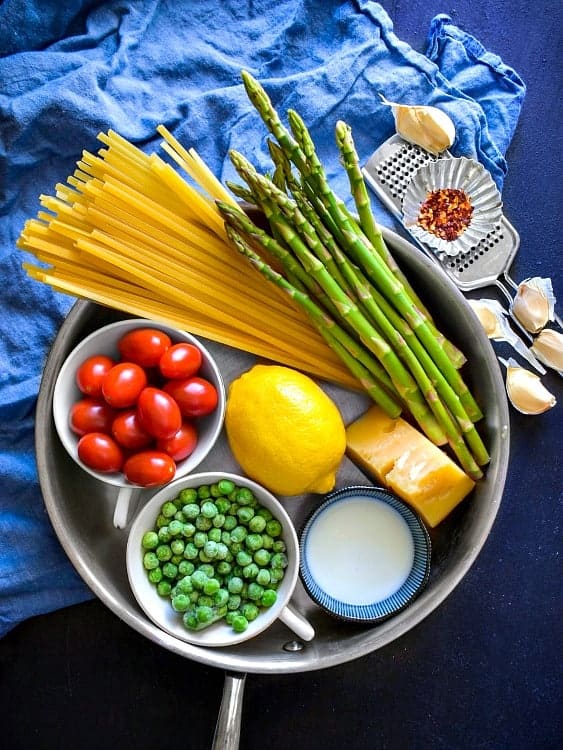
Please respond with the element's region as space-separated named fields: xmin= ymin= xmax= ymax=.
xmin=1 ymin=1 xmax=561 ymax=748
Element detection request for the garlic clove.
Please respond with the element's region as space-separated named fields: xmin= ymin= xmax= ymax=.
xmin=530 ymin=328 xmax=563 ymax=374
xmin=380 ymin=95 xmax=455 ymax=155
xmin=499 ymin=357 xmax=557 ymax=415
xmin=468 ymin=298 xmax=546 ymax=374
xmin=511 ymin=277 xmax=556 ymax=334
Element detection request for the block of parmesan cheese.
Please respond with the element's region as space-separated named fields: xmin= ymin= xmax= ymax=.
xmin=346 ymin=405 xmax=475 ymax=527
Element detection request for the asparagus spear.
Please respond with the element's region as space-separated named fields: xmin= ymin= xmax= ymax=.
xmin=224 ymin=223 xmax=403 ymax=418
xmin=217 ymin=202 xmax=399 ymax=397
xmin=334 ymin=119 xmax=466 ymax=369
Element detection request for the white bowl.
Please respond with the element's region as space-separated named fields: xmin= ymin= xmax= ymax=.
xmin=126 ymin=472 xmax=315 ymax=647
xmin=53 ymin=319 xmax=226 ymax=528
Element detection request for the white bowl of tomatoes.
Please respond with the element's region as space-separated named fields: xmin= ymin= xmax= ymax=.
xmin=53 ymin=319 xmax=225 ymax=528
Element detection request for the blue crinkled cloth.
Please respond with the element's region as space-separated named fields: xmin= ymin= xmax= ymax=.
xmin=0 ymin=0 xmax=525 ymax=637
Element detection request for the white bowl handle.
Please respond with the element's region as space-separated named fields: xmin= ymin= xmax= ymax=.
xmin=279 ymin=603 xmax=315 ymax=641
xmin=113 ymin=487 xmax=141 ymax=529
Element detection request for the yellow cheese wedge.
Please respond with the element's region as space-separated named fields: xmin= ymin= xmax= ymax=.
xmin=346 ymin=405 xmax=475 ymax=527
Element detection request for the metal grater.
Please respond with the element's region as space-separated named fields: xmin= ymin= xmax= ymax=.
xmin=362 ymin=135 xmax=523 ymax=301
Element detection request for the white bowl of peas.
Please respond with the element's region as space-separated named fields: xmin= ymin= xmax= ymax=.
xmin=126 ymin=472 xmax=315 ymax=647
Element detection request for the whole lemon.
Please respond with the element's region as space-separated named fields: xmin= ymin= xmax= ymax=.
xmin=225 ymin=365 xmax=346 ymax=496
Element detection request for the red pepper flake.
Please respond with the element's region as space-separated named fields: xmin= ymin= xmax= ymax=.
xmin=417 ymin=188 xmax=473 ymax=241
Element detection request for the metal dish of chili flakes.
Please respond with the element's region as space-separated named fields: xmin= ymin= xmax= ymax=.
xmin=401 ymin=156 xmax=502 ymax=257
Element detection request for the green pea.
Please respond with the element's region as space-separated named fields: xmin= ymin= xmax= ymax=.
xmin=248 ymin=515 xmax=266 ymax=533
xmin=223 ymin=515 xmax=237 ymax=531
xmin=183 ymin=610 xmax=199 ymax=629
xmin=183 ymin=542 xmax=199 ymax=560
xmin=209 ymin=483 xmax=222 ymax=498
xmin=227 ymin=576 xmax=244 ymax=594
xmin=247 ymin=582 xmax=264 ymax=601
xmin=195 ymin=515 xmax=213 ymax=531
xmin=254 ymin=549 xmax=271 ymax=567
xmin=157 ymin=580 xmax=172 ymax=597
xmin=241 ymin=602 xmax=259 ymax=621
xmin=216 ymin=561 xmax=232 ymax=577
xmin=271 ymin=552 xmax=288 ymax=570
xmin=208 ymin=528 xmax=222 ymax=543
xmin=204 ymin=540 xmax=219 ymax=559
xmin=229 ymin=503 xmax=239 ymax=514
xmin=236 ymin=550 xmax=252 ymax=567
xmin=176 ymin=575 xmax=194 ymax=594
xmin=182 ymin=502 xmax=200 ymax=519
xmin=162 ymin=562 xmax=178 ymax=579
xmin=265 ymin=520 xmax=282 ymax=537
xmin=174 ymin=510 xmax=186 ymax=522
xmin=196 ymin=605 xmax=214 ymax=623
xmin=245 ymin=533 xmax=263 ymax=551
xmin=193 ymin=531 xmax=207 ymax=548
xmin=203 ymin=578 xmax=220 ymax=596
xmin=181 ymin=523 xmax=196 ymax=538
xmin=225 ymin=610 xmax=239 ymax=625
xmin=212 ymin=513 xmax=226 ymax=528
xmin=271 ymin=567 xmax=285 ymax=582
xmin=158 ymin=527 xmax=171 ymax=543
xmin=272 ymin=540 xmax=286 ymax=553
xmin=214 ymin=589 xmax=229 ymax=607
xmin=216 ymin=543 xmax=229 ymax=560
xmin=168 ymin=520 xmax=183 ymax=536
xmin=171 ymin=554 xmax=183 ymax=565
xmin=261 ymin=534 xmax=274 ymax=550
xmin=236 ymin=488 xmax=254 ymax=506
xmin=172 ymin=594 xmax=190 ymax=612
xmin=243 ymin=563 xmax=259 ymax=580
xmin=201 ymin=501 xmax=218 ymax=518
xmin=191 ymin=570 xmax=208 ymax=590
xmin=197 ymin=485 xmax=211 ymax=500
xmin=232 ymin=615 xmax=249 ymax=633
xmin=198 ymin=551 xmax=212 ymax=563
xmin=227 ymin=594 xmax=241 ymax=611
xmin=218 ymin=479 xmax=236 ymax=495
xmin=256 ymin=507 xmax=273 ymax=521
xmin=141 ymin=531 xmax=159 ymax=550
xmin=230 ymin=525 xmax=247 ymax=543
xmin=256 ymin=568 xmax=271 ymax=586
xmin=237 ymin=506 xmax=254 ymax=524
xmin=198 ymin=595 xmax=214 ymax=608
xmin=261 ymin=589 xmax=277 ymax=607
xmin=161 ymin=501 xmax=177 ymax=518
xmin=156 ymin=544 xmax=172 ymax=562
xmin=155 ymin=514 xmax=168 ymax=529
xmin=148 ymin=567 xmax=163 ymax=584
xmin=216 ymin=498 xmax=231 ymax=514
xmin=179 ymin=488 xmax=198 ymax=504
xmin=171 ymin=539 xmax=185 ymax=556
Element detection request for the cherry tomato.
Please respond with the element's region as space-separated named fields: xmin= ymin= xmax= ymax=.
xmin=118 ymin=328 xmax=171 ymax=368
xmin=123 ymin=450 xmax=176 ymax=486
xmin=102 ymin=362 xmax=147 ymax=408
xmin=137 ymin=387 xmax=182 ymax=439
xmin=156 ymin=421 xmax=198 ymax=461
xmin=76 ymin=355 xmax=115 ymax=398
xmin=69 ymin=398 xmax=117 ymax=436
xmin=163 ymin=377 xmax=218 ymax=418
xmin=77 ymin=432 xmax=124 ymax=473
xmin=159 ymin=343 xmax=202 ymax=380
xmin=111 ymin=409 xmax=154 ymax=450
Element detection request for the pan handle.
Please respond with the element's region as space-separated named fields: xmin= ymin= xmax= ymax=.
xmin=211 ymin=672 xmax=247 ymax=750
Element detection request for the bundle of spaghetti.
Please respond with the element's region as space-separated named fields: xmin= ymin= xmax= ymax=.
xmin=18 ymin=128 xmax=359 ymax=389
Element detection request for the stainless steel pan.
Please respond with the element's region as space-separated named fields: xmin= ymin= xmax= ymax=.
xmin=35 ymin=225 xmax=510 ymax=748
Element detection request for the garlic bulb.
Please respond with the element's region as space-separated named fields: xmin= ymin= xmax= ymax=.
xmin=530 ymin=328 xmax=563 ymax=374
xmin=500 ymin=357 xmax=557 ymax=415
xmin=511 ymin=277 xmax=556 ymax=334
xmin=380 ymin=95 xmax=455 ymax=155
xmin=468 ymin=299 xmax=546 ymax=374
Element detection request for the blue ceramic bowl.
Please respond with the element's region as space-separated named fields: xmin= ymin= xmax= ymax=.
xmin=299 ymin=486 xmax=431 ymax=624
